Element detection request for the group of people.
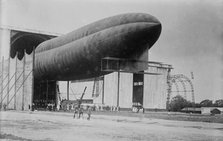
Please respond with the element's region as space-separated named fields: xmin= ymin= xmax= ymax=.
xmin=73 ymin=106 xmax=92 ymax=120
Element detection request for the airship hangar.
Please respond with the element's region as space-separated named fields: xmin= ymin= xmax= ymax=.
xmin=0 ymin=13 xmax=173 ymax=111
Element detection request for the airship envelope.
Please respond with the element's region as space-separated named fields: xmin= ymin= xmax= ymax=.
xmin=34 ymin=13 xmax=162 ymax=80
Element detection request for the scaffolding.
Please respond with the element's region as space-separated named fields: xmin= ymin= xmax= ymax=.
xmin=0 ymin=55 xmax=33 ymax=110
xmin=167 ymin=74 xmax=195 ymax=108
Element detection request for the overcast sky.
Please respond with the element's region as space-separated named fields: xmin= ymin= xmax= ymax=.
xmin=1 ymin=0 xmax=223 ymax=102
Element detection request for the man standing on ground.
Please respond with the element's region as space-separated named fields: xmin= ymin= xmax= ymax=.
xmin=78 ymin=107 xmax=84 ymax=119
xmin=73 ymin=107 xmax=78 ymax=119
xmin=87 ymin=106 xmax=92 ymax=120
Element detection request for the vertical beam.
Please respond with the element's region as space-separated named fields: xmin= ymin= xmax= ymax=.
xmin=31 ymin=47 xmax=35 ymax=111
xmin=132 ymin=73 xmax=134 ymax=105
xmin=14 ymin=55 xmax=17 ymax=110
xmin=22 ymin=53 xmax=26 ymax=110
xmin=1 ymin=57 xmax=4 ymax=106
xmin=166 ymin=68 xmax=172 ymax=111
xmin=67 ymin=81 xmax=69 ymax=100
xmin=55 ymin=81 xmax=59 ymax=109
xmin=117 ymin=71 xmax=120 ymax=107
xmin=92 ymin=78 xmax=96 ymax=97
xmin=142 ymin=73 xmax=144 ymax=106
xmin=6 ymin=58 xmax=10 ymax=108
xmin=116 ymin=60 xmax=120 ymax=108
xmin=7 ymin=32 xmax=11 ymax=108
xmin=102 ymin=76 xmax=105 ymax=104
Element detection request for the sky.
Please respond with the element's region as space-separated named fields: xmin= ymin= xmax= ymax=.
xmin=0 ymin=0 xmax=223 ymax=102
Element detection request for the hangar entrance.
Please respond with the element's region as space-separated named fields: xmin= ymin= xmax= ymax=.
xmin=9 ymin=30 xmax=56 ymax=110
xmin=34 ymin=80 xmax=57 ymax=110
xmin=133 ymin=73 xmax=144 ymax=106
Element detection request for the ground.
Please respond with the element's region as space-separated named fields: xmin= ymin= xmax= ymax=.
xmin=0 ymin=111 xmax=223 ymax=141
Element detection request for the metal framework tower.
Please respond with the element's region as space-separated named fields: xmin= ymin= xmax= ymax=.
xmin=167 ymin=74 xmax=195 ymax=106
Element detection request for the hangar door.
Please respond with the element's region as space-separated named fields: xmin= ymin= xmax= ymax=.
xmin=133 ymin=73 xmax=144 ymax=106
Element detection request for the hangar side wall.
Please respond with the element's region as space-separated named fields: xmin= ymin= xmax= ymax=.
xmin=64 ymin=72 xmax=133 ymax=109
xmin=0 ymin=29 xmax=33 ymax=110
xmin=92 ymin=80 xmax=103 ymax=104
xmin=68 ymin=67 xmax=169 ymax=110
xmin=0 ymin=54 xmax=33 ymax=110
xmin=119 ymin=73 xmax=133 ymax=108
xmin=0 ymin=28 xmax=11 ymax=109
xmin=104 ymin=72 xmax=118 ymax=106
xmin=60 ymin=79 xmax=104 ymax=104
xmin=103 ymin=72 xmax=132 ymax=108
xmin=143 ymin=67 xmax=168 ymax=109
xmin=69 ymin=81 xmax=94 ymax=100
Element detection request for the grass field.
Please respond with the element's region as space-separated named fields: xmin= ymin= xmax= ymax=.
xmin=89 ymin=110 xmax=223 ymax=123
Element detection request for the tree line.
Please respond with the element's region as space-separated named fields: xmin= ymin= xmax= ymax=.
xmin=168 ymin=95 xmax=223 ymax=112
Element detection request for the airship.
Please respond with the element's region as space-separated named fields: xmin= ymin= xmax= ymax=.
xmin=34 ymin=13 xmax=162 ymax=81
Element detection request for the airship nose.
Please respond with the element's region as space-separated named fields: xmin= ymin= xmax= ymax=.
xmin=106 ymin=17 xmax=161 ymax=59
xmin=144 ymin=21 xmax=162 ymax=48
xmin=121 ymin=19 xmax=162 ymax=51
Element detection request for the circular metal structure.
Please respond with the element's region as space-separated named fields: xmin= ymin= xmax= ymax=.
xmin=167 ymin=74 xmax=195 ymax=105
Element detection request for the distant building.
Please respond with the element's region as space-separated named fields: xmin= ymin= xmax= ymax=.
xmin=182 ymin=107 xmax=223 ymax=115
xmin=181 ymin=107 xmax=201 ymax=114
xmin=201 ymin=107 xmax=223 ymax=115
